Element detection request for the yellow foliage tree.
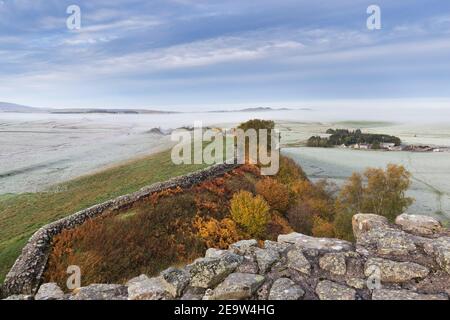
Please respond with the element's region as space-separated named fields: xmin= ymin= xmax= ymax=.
xmin=334 ymin=164 xmax=414 ymax=241
xmin=230 ymin=190 xmax=270 ymax=238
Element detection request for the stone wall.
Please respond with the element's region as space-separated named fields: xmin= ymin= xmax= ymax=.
xmin=1 ymin=162 xmax=239 ymax=298
xmin=5 ymin=213 xmax=450 ymax=300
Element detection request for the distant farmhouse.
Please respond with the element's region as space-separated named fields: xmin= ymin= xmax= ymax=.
xmin=307 ymin=128 xmax=447 ymax=153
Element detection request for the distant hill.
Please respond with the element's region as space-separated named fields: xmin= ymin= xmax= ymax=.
xmin=209 ymin=107 xmax=287 ymax=113
xmin=0 ymin=102 xmax=177 ymax=114
xmin=48 ymin=108 xmax=177 ymax=114
xmin=209 ymin=107 xmax=311 ymax=113
xmin=0 ymin=102 xmax=311 ymax=114
xmin=0 ymin=102 xmax=44 ymax=113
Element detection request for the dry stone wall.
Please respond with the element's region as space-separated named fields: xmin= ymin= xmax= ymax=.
xmin=4 ymin=213 xmax=450 ymax=300
xmin=1 ymin=163 xmax=239 ymax=298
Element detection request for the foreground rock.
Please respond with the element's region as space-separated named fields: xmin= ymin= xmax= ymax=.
xmin=364 ymin=258 xmax=429 ymax=283
xmin=278 ymin=233 xmax=353 ymax=252
xmin=72 ymin=284 xmax=127 ymax=300
xmin=372 ymin=289 xmax=447 ymax=300
xmin=2 ymin=294 xmax=33 ymax=300
xmin=34 ymin=283 xmax=64 ymax=300
xmin=204 ymin=273 xmax=265 ymax=300
xmin=268 ymin=278 xmax=305 ymax=300
xmin=187 ymin=253 xmax=243 ymax=288
xmin=3 ymin=213 xmax=450 ymax=301
xmin=319 ymin=253 xmax=347 ymax=275
xmin=161 ymin=268 xmax=190 ymax=298
xmin=127 ymin=275 xmax=173 ymax=300
xmin=395 ymin=214 xmax=443 ymax=236
xmin=287 ymin=249 xmax=311 ymax=274
xmin=424 ymin=237 xmax=450 ymax=274
xmin=315 ymin=280 xmax=356 ymax=300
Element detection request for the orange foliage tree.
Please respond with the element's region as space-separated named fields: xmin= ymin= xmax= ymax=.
xmin=193 ymin=215 xmax=243 ymax=249
xmin=255 ymin=177 xmax=290 ymax=213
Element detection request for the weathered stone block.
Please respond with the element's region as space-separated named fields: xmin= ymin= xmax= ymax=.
xmin=268 ymin=278 xmax=304 ymax=300
xmin=364 ymin=258 xmax=429 ymax=283
xmin=35 ymin=283 xmax=64 ymax=300
xmin=287 ymin=249 xmax=311 ymax=275
xmin=72 ymin=284 xmax=128 ymax=300
xmin=127 ymin=276 xmax=172 ymax=300
xmin=319 ymin=253 xmax=347 ymax=276
xmin=204 ymin=273 xmax=265 ymax=300
xmin=315 ymin=280 xmax=356 ymax=300
xmin=395 ymin=214 xmax=443 ymax=236
xmin=187 ymin=253 xmax=243 ymax=288
xmin=278 ymin=233 xmax=352 ymax=252
xmin=255 ymin=248 xmax=280 ymax=274
xmin=372 ymin=289 xmax=448 ymax=300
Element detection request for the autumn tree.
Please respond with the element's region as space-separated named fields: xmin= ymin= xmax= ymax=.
xmin=312 ymin=216 xmax=335 ymax=238
xmin=255 ymin=177 xmax=290 ymax=212
xmin=193 ymin=215 xmax=242 ymax=249
xmin=276 ymin=156 xmax=308 ymax=185
xmin=287 ymin=201 xmax=314 ymax=234
xmin=334 ymin=164 xmax=413 ymax=241
xmin=287 ymin=178 xmax=336 ymax=235
xmin=230 ymin=190 xmax=270 ymax=238
xmin=238 ymin=119 xmax=275 ymax=140
xmin=363 ymin=164 xmax=413 ymax=219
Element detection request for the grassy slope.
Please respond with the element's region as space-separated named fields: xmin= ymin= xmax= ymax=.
xmin=0 ymin=149 xmax=208 ymax=283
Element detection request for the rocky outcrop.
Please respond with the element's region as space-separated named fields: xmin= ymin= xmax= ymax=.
xmin=1 ymin=162 xmax=239 ymax=298
xmin=3 ymin=213 xmax=450 ymax=300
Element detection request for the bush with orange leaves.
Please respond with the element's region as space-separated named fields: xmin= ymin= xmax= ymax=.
xmin=193 ymin=215 xmax=243 ymax=249
xmin=312 ymin=216 xmax=335 ymax=238
xmin=230 ymin=190 xmax=270 ymax=238
xmin=287 ymin=201 xmax=314 ymax=234
xmin=255 ymin=177 xmax=290 ymax=213
xmin=266 ymin=212 xmax=294 ymax=240
xmin=43 ymin=193 xmax=205 ymax=288
xmin=288 ymin=179 xmax=336 ymax=235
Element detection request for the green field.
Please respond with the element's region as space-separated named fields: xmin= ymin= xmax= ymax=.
xmin=0 ymin=149 xmax=208 ymax=283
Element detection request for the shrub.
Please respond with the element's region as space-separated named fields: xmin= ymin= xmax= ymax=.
xmin=230 ymin=190 xmax=270 ymax=238
xmin=266 ymin=212 xmax=294 ymax=240
xmin=224 ymin=173 xmax=256 ymax=196
xmin=44 ymin=193 xmax=204 ymax=287
xmin=193 ymin=216 xmax=242 ymax=249
xmin=276 ymin=156 xmax=307 ymax=185
xmin=312 ymin=216 xmax=335 ymax=238
xmin=289 ymin=178 xmax=336 ymax=227
xmin=290 ymin=180 xmax=315 ymax=199
xmin=255 ymin=178 xmax=290 ymax=213
xmin=333 ymin=210 xmax=355 ymax=242
xmin=287 ymin=201 xmax=314 ymax=234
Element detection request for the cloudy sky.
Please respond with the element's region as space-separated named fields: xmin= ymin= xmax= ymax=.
xmin=0 ymin=0 xmax=449 ymax=110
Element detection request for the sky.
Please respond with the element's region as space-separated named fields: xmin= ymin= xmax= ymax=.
xmin=0 ymin=0 xmax=449 ymax=111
